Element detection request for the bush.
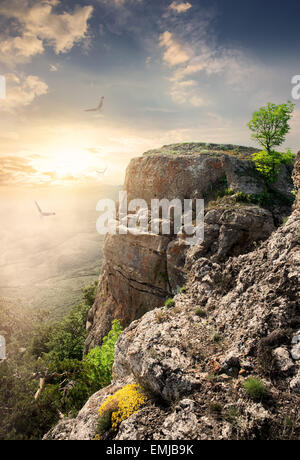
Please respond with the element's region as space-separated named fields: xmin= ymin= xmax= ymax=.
xmin=244 ymin=377 xmax=268 ymax=401
xmin=98 ymin=384 xmax=148 ymax=434
xmin=234 ymin=189 xmax=295 ymax=208
xmin=0 ymin=281 xmax=115 ymax=440
xmin=252 ymin=150 xmax=295 ymax=184
xmin=84 ymin=320 xmax=123 ymax=389
xmin=82 ymin=281 xmax=98 ymax=308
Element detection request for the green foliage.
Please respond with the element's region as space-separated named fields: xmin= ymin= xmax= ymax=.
xmin=96 ymin=411 xmax=112 ymax=437
xmin=195 ymin=308 xmax=206 ymax=318
xmin=180 ymin=286 xmax=187 ymax=294
xmin=0 ymin=281 xmax=121 ymax=440
xmin=248 ymin=102 xmax=295 ymax=155
xmin=81 ymin=281 xmax=98 ymax=308
xmin=252 ymin=149 xmax=295 ymax=184
xmin=235 ymin=189 xmax=295 ymax=208
xmin=157 ymin=271 xmax=169 ymax=283
xmin=83 ymin=320 xmax=123 ymax=389
xmin=44 ymin=302 xmax=90 ymax=361
xmin=164 ymin=297 xmax=175 ymax=309
xmin=244 ymin=377 xmax=268 ymax=401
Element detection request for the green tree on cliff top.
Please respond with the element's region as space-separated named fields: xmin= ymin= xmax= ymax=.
xmin=248 ymin=102 xmax=295 ymax=183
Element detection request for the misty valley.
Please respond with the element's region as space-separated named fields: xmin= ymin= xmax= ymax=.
xmin=0 ymin=185 xmax=120 ymax=317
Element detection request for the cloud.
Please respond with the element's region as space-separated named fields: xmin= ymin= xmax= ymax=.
xmin=169 ymin=2 xmax=192 ymax=14
xmin=0 ymin=0 xmax=94 ymax=65
xmin=159 ymin=11 xmax=261 ymax=107
xmin=0 ymin=156 xmax=38 ymax=186
xmin=159 ymin=31 xmax=190 ymax=67
xmin=0 ymin=74 xmax=48 ymax=112
xmin=0 ymin=33 xmax=44 ymax=65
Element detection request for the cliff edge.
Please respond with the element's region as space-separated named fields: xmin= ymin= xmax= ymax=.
xmin=45 ymin=146 xmax=299 ymax=441
xmin=84 ymin=143 xmax=293 ymax=353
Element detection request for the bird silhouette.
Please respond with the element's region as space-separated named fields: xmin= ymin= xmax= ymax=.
xmin=96 ymin=167 xmax=107 ymax=176
xmin=35 ymin=201 xmax=56 ymax=217
xmin=84 ymin=96 xmax=104 ymax=112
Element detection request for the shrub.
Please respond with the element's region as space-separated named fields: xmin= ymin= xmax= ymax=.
xmin=98 ymin=384 xmax=148 ymax=434
xmin=243 ymin=377 xmax=268 ymax=401
xmin=252 ymin=150 xmax=295 ymax=184
xmin=83 ymin=319 xmax=123 ymax=389
xmin=234 ymin=190 xmax=295 ymax=208
xmin=164 ymin=298 xmax=175 ymax=309
xmin=81 ymin=281 xmax=98 ymax=308
xmin=180 ymin=286 xmax=187 ymax=294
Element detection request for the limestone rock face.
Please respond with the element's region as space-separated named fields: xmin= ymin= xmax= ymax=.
xmin=85 ymin=145 xmax=287 ymax=351
xmin=124 ymin=153 xmax=265 ymax=205
xmin=84 ymin=232 xmax=172 ymax=352
xmin=46 ymin=147 xmax=299 ymax=441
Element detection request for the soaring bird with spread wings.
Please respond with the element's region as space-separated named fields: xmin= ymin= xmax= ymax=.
xmin=97 ymin=167 xmax=107 ymax=176
xmin=84 ymin=96 xmax=104 ymax=112
xmin=35 ymin=201 xmax=56 ymax=217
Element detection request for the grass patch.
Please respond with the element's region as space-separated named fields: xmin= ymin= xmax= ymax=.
xmin=155 ymin=310 xmax=167 ymax=323
xmin=243 ymin=377 xmax=268 ymax=401
xmin=212 ymin=332 xmax=222 ymax=344
xmin=225 ymin=406 xmax=240 ymax=423
xmin=195 ymin=308 xmax=206 ymax=318
xmin=210 ymin=402 xmax=222 ymax=413
xmin=164 ymin=298 xmax=175 ymax=309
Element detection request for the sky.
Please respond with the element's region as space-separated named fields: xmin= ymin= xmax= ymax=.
xmin=0 ymin=0 xmax=300 ymax=187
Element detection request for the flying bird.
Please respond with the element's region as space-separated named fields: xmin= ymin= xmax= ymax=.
xmin=35 ymin=201 xmax=56 ymax=217
xmin=97 ymin=167 xmax=107 ymax=176
xmin=84 ymin=96 xmax=104 ymax=112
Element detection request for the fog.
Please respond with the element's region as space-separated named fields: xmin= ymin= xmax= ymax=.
xmin=0 ymin=184 xmax=120 ymax=318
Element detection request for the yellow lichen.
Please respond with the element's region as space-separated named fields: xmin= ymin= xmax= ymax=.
xmin=98 ymin=384 xmax=148 ymax=431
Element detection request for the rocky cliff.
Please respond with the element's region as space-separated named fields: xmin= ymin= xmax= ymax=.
xmin=84 ymin=143 xmax=293 ymax=352
xmin=46 ymin=144 xmax=299 ymax=441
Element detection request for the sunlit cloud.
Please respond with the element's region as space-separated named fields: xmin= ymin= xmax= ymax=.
xmin=159 ymin=31 xmax=190 ymax=67
xmin=0 ymin=0 xmax=94 ymax=65
xmin=169 ymin=2 xmax=192 ymax=14
xmin=0 ymin=73 xmax=48 ymax=112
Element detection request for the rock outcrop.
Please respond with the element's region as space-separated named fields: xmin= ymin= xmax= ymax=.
xmin=46 ymin=146 xmax=299 ymax=441
xmin=85 ymin=144 xmax=293 ymax=352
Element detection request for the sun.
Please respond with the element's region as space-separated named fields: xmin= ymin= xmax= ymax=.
xmin=54 ymin=150 xmax=90 ymax=178
xmin=33 ymin=146 xmax=99 ymax=182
